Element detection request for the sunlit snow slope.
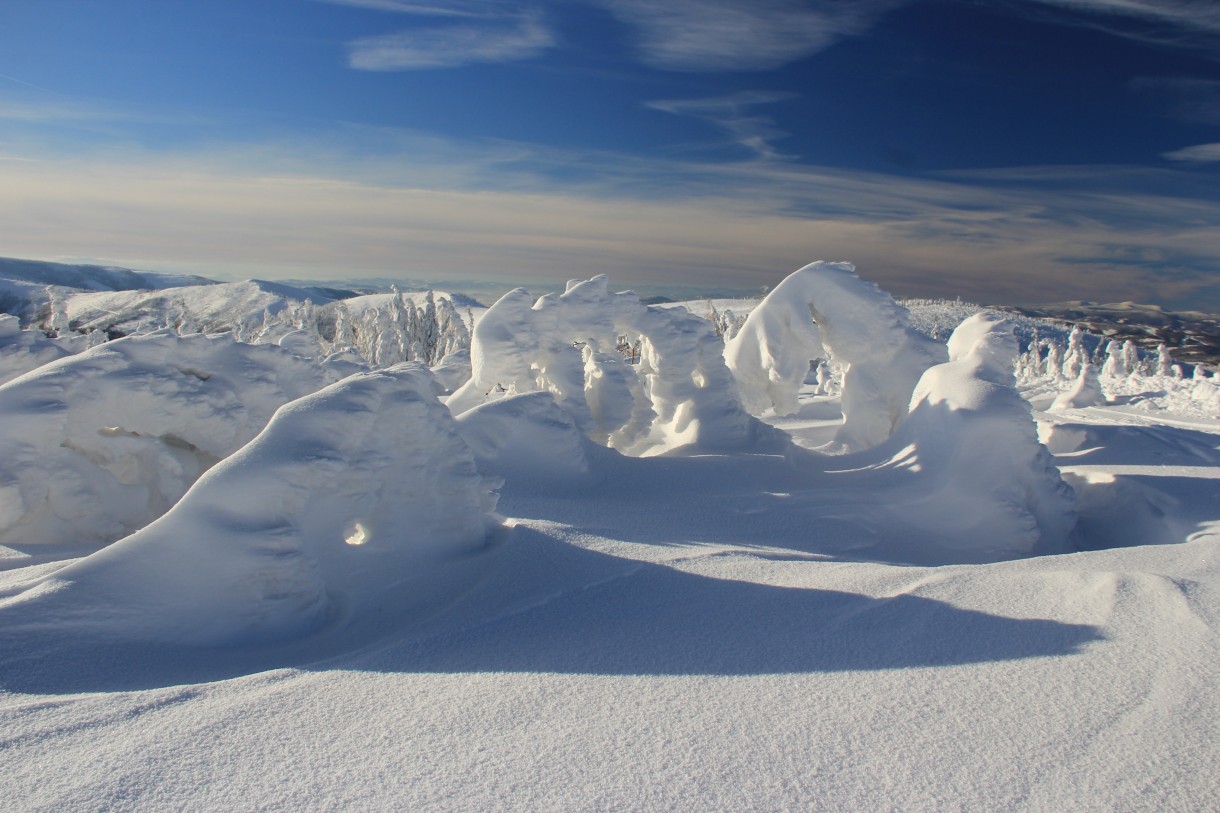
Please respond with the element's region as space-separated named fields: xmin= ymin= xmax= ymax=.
xmin=0 ymin=263 xmax=1217 ymax=812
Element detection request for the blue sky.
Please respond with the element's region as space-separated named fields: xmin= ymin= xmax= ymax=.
xmin=2 ymin=0 xmax=1220 ymax=308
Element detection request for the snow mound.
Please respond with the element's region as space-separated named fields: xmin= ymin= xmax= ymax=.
xmin=449 ymin=275 xmax=780 ymax=456
xmin=0 ymin=333 xmax=362 ymax=548
xmin=430 ymin=349 xmax=472 ymax=395
xmin=887 ymin=312 xmax=1077 ymax=559
xmin=456 ymin=391 xmax=599 ymax=489
xmin=726 ymin=261 xmax=947 ymax=452
xmin=19 ymin=364 xmax=499 ymax=645
xmin=1050 ymin=363 xmax=1107 ymax=411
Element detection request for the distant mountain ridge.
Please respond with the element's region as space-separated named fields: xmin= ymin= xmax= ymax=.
xmin=0 ymin=257 xmax=216 ymax=292
xmin=997 ymin=301 xmax=1220 ymax=367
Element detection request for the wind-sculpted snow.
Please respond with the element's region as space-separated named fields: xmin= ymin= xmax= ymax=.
xmin=0 ymin=333 xmax=363 ymax=548
xmin=448 ymin=275 xmax=781 ymax=456
xmin=456 ymin=391 xmax=599 ymax=490
xmin=725 ymin=261 xmax=947 ymax=452
xmin=1 ymin=277 xmax=1220 ymax=811
xmin=0 ymin=314 xmax=91 ymax=386
xmin=1050 ymin=363 xmax=1107 ymax=411
xmin=884 ymin=313 xmax=1076 ymax=559
xmin=12 ymin=365 xmax=500 ymax=646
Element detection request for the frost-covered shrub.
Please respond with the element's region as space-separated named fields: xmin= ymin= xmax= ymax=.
xmin=724 ymin=261 xmax=946 ymax=452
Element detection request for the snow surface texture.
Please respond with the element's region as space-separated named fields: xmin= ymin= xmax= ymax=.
xmin=449 ymin=275 xmax=779 ymax=456
xmin=2 ymin=367 xmax=1217 ymax=810
xmin=4 ymin=364 xmax=500 ymax=646
xmin=1 ymin=267 xmax=1219 ymax=811
xmin=726 ymin=261 xmax=947 ymax=452
xmin=456 ymin=391 xmax=599 ymax=490
xmin=0 ymin=333 xmax=363 ymax=548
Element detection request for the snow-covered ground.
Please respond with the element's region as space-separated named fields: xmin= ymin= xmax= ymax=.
xmin=1 ymin=262 xmax=1218 ymax=811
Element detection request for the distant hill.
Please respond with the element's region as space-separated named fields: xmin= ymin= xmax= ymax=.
xmin=0 ymin=257 xmax=219 ymax=321
xmin=997 ymin=301 xmax=1220 ymax=367
xmin=0 ymin=257 xmax=215 ymax=292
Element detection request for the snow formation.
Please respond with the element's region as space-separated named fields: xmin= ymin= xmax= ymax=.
xmin=2 ymin=262 xmax=1219 ymax=811
xmin=13 ymin=364 xmax=499 ymax=645
xmin=456 ymin=391 xmax=599 ymax=489
xmin=725 ymin=261 xmax=947 ymax=452
xmin=449 ymin=275 xmax=779 ymax=456
xmin=1050 ymin=363 xmax=1107 ymax=411
xmin=885 ymin=312 xmax=1077 ymax=559
xmin=0 ymin=333 xmax=362 ymax=548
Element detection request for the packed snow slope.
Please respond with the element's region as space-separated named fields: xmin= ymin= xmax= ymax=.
xmin=0 ymin=264 xmax=1218 ymax=811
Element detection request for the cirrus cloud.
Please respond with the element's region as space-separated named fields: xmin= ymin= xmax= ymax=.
xmin=347 ymin=12 xmax=553 ymax=70
xmin=1163 ymin=142 xmax=1220 ymax=162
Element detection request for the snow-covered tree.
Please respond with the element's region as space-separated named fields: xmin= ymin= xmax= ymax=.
xmin=1061 ymin=325 xmax=1087 ymax=380
xmin=724 ymin=261 xmax=947 ymax=452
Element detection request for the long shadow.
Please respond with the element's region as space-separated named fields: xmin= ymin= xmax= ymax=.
xmin=1048 ymin=421 xmax=1220 ymax=468
xmin=338 ymin=527 xmax=1104 ymax=678
xmin=0 ymin=525 xmax=1104 ymax=694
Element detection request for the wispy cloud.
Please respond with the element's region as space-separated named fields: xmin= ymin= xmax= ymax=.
xmin=589 ymin=0 xmax=900 ymax=71
xmin=1018 ymin=0 xmax=1220 ymax=51
xmin=1131 ymin=76 xmax=1220 ymax=124
xmin=347 ymin=11 xmax=553 ymax=70
xmin=319 ymin=0 xmax=524 ymax=17
xmin=646 ymin=91 xmax=796 ymax=160
xmin=3 ymin=134 xmax=1219 ymax=309
xmin=1163 ymin=142 xmax=1220 ymax=162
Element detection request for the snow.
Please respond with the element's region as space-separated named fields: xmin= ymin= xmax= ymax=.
xmin=0 ymin=315 xmax=87 ymax=386
xmin=726 ymin=261 xmax=947 ymax=452
xmin=1050 ymin=362 xmax=1107 ymax=411
xmin=61 ymin=280 xmax=338 ymax=338
xmin=449 ymin=275 xmax=780 ymax=456
xmin=0 ymin=333 xmax=362 ymax=549
xmin=1 ymin=263 xmax=1219 ymax=811
xmin=881 ymin=312 xmax=1077 ymax=559
xmin=2 ymin=364 xmax=499 ymax=647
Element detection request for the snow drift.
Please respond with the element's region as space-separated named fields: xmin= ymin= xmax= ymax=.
xmin=0 ymin=333 xmax=362 ymax=548
xmin=456 ymin=391 xmax=599 ymax=489
xmin=883 ymin=313 xmax=1077 ymax=559
xmin=725 ymin=261 xmax=947 ymax=452
xmin=16 ymin=364 xmax=500 ymax=645
xmin=449 ymin=275 xmax=780 ymax=456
